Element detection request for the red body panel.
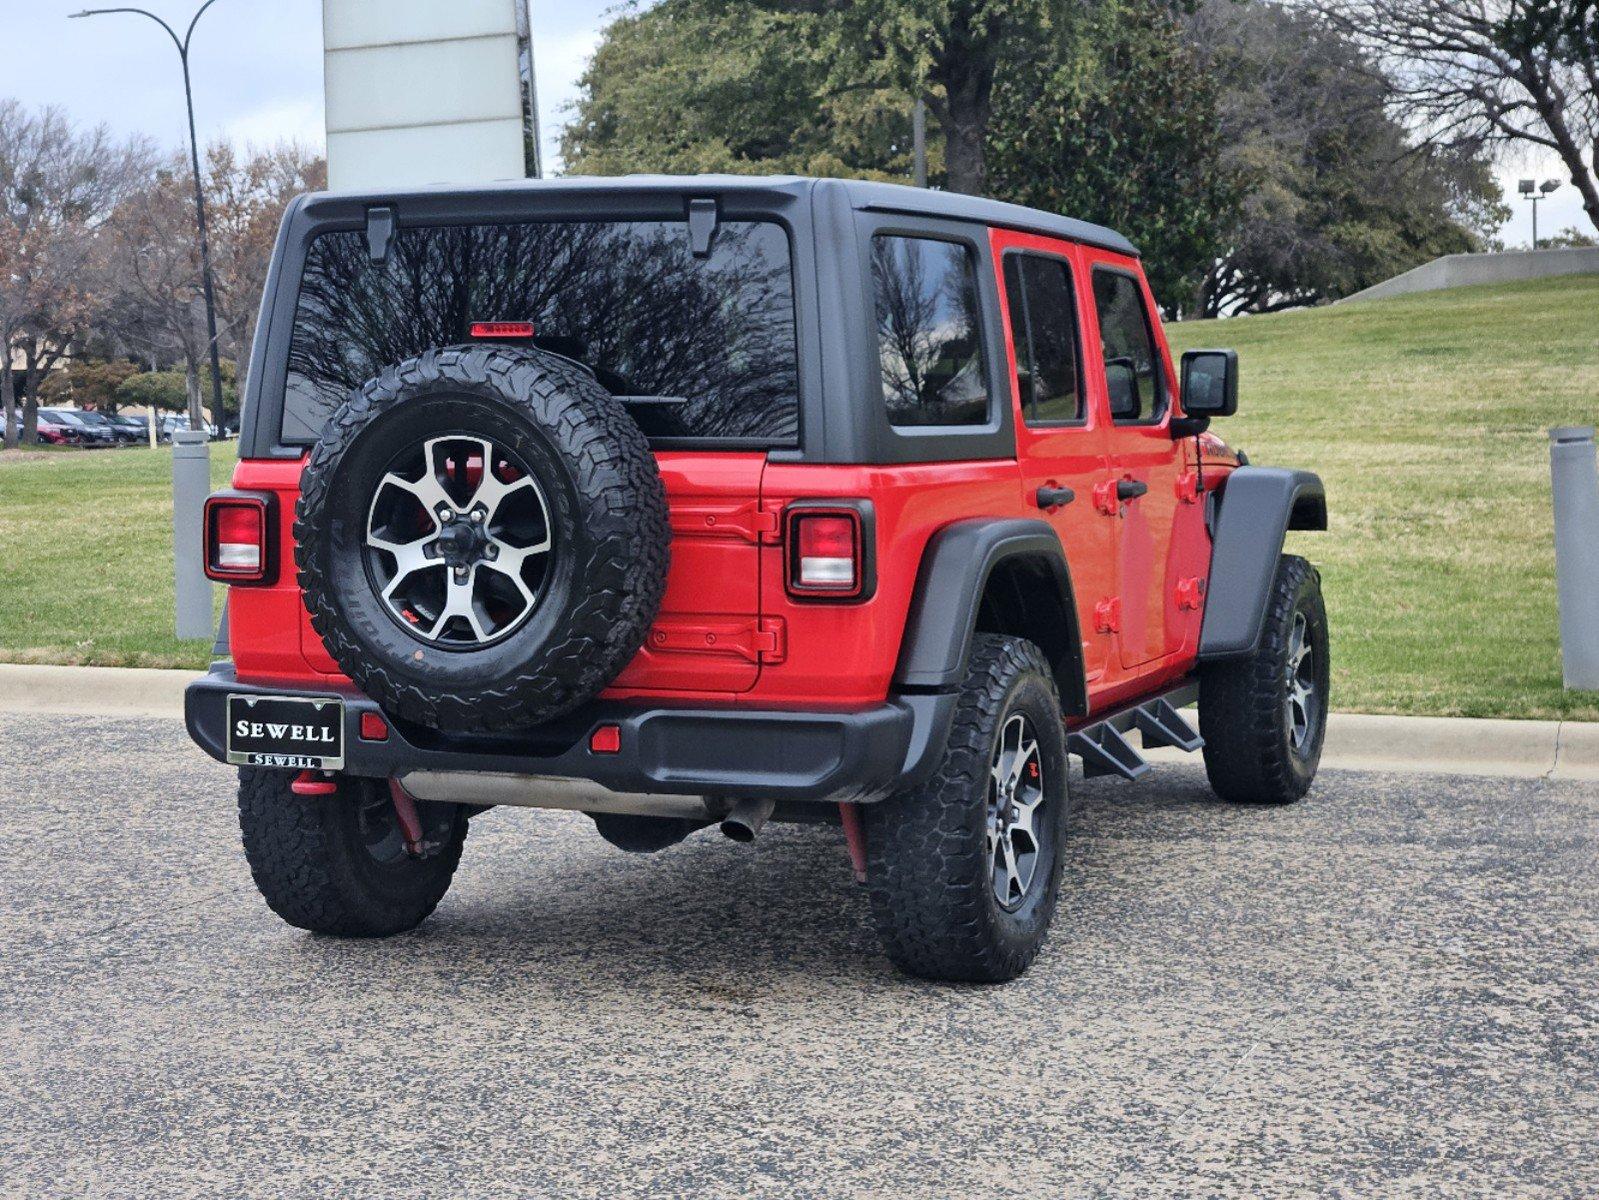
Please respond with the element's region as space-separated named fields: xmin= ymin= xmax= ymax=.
xmin=226 ymin=227 xmax=1218 ymax=722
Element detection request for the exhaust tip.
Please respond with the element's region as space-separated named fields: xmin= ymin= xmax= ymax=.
xmin=719 ymin=797 xmax=775 ymax=843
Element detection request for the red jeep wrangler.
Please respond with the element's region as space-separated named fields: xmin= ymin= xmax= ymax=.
xmin=186 ymin=177 xmax=1328 ymax=982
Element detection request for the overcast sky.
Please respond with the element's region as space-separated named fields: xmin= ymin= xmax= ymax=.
xmin=3 ymin=0 xmax=1592 ymax=244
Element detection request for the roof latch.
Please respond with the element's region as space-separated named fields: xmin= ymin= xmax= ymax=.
xmin=366 ymin=206 xmax=397 ymax=264
xmin=687 ymin=198 xmax=719 ymax=258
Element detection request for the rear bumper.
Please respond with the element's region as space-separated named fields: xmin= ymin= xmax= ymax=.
xmin=186 ymin=665 xmax=954 ymax=805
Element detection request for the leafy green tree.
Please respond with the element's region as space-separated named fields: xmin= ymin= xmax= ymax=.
xmin=562 ymin=0 xmax=921 ymax=180
xmin=114 ymin=370 xmax=190 ymax=415
xmin=988 ymin=0 xmax=1236 ymax=315
xmin=802 ymin=0 xmax=1043 ymax=195
xmin=1189 ymin=0 xmax=1508 ymax=315
xmin=563 ymin=0 xmax=1498 ymax=313
xmin=565 ymin=0 xmax=1041 ymax=194
xmin=115 ymin=361 xmax=237 ymax=418
xmin=37 ymin=358 xmax=139 ymax=412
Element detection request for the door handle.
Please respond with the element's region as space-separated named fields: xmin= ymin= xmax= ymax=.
xmin=1035 ymin=485 xmax=1076 ymax=510
xmin=1116 ymin=479 xmax=1149 ymax=502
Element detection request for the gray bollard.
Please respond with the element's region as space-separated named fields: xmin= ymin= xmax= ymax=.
xmin=172 ymin=428 xmax=214 ymax=640
xmin=1550 ymin=426 xmax=1599 ymax=690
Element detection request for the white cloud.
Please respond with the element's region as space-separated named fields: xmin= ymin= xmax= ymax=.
xmin=210 ymin=98 xmax=327 ymax=154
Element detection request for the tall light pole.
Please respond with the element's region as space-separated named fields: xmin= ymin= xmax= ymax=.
xmin=1518 ymin=178 xmax=1562 ymax=249
xmin=72 ymin=1 xmax=228 ymax=439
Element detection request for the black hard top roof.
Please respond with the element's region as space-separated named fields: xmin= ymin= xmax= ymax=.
xmin=300 ymin=173 xmax=1140 ymax=258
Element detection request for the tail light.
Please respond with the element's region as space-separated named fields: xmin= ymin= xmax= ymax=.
xmin=204 ymin=493 xmax=274 ymax=583
xmin=785 ymin=505 xmax=870 ymax=599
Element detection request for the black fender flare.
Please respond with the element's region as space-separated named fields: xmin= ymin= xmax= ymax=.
xmin=1200 ymin=466 xmax=1327 ymax=661
xmin=894 ymin=518 xmax=1089 ymax=717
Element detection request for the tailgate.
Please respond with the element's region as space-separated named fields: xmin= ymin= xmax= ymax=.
xmin=604 ymin=452 xmax=776 ymax=698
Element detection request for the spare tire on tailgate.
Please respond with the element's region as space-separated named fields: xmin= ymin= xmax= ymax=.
xmin=294 ymin=344 xmax=670 ymax=733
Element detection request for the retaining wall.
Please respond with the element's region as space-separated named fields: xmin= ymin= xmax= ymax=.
xmin=1339 ymin=246 xmax=1599 ymax=303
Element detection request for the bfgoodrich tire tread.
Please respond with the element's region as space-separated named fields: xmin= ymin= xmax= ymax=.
xmin=294 ymin=345 xmax=669 ymax=732
xmin=237 ymin=768 xmax=466 ymax=937
xmin=1199 ymin=554 xmax=1329 ymax=804
xmin=864 ymin=634 xmax=1069 ymax=983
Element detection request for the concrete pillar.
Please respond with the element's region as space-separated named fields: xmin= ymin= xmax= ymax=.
xmin=1550 ymin=426 xmax=1599 ymax=690
xmin=172 ymin=429 xmax=214 ymax=640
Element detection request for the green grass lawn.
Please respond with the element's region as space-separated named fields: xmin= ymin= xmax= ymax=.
xmin=1169 ymin=273 xmax=1599 ymax=720
xmin=1 ymin=273 xmax=1596 ymax=718
xmin=0 ymin=446 xmax=233 ymax=669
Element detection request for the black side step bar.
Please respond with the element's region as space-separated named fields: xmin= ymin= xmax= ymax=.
xmin=1067 ymin=681 xmax=1202 ymax=782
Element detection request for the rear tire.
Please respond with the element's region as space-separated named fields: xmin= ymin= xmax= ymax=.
xmin=237 ymin=769 xmax=468 ymax=937
xmin=1200 ymin=554 xmax=1329 ymax=804
xmin=864 ymin=634 xmax=1070 ymax=983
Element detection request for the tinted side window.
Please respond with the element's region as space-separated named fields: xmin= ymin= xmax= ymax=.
xmin=1002 ymin=253 xmax=1082 ymax=424
xmin=1091 ymin=269 xmax=1165 ymax=424
xmin=871 ymin=236 xmax=990 ymax=427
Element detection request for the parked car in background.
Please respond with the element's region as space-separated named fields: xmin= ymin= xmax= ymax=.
xmin=39 ymin=409 xmax=115 ymax=447
xmin=157 ymin=414 xmax=218 ymax=442
xmin=33 ymin=413 xmax=82 ymax=445
xmin=111 ymin=414 xmax=152 ymax=442
xmin=72 ymin=409 xmax=135 ymax=445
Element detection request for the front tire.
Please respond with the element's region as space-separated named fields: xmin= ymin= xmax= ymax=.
xmin=1200 ymin=554 xmax=1329 ymax=804
xmin=864 ymin=634 xmax=1070 ymax=983
xmin=238 ymin=769 xmax=468 ymax=936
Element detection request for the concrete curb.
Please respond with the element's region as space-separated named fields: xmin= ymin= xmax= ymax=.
xmin=2 ymin=663 xmax=1596 ymax=782
xmin=0 ymin=663 xmax=195 ymax=719
xmin=1150 ymin=712 xmax=1599 ymax=783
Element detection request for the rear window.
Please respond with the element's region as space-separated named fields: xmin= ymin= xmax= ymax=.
xmin=280 ymin=219 xmax=800 ymax=446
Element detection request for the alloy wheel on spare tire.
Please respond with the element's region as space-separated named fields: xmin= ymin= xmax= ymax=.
xmin=295 ymin=345 xmax=670 ymax=733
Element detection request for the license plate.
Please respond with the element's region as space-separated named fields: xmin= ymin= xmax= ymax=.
xmin=226 ymin=694 xmax=345 ymax=770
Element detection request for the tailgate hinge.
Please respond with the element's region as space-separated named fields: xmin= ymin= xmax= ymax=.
xmin=669 ymin=501 xmax=782 ymax=544
xmin=647 ymin=616 xmax=787 ymax=663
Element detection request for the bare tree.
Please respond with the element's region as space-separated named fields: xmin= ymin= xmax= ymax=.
xmin=203 ymin=142 xmax=325 ymax=372
xmin=1315 ymin=0 xmax=1599 ymax=232
xmin=103 ymin=162 xmax=211 ymax=426
xmin=98 ymin=142 xmax=323 ymax=428
xmin=0 ymin=101 xmax=154 ymax=447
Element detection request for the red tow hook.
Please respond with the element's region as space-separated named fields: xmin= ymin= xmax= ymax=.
xmin=387 ymin=777 xmax=427 ymax=857
xmin=290 ymin=770 xmax=338 ymax=797
xmin=838 ymin=802 xmax=867 ymax=886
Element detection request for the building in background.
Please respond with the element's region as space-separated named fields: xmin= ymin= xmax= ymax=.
xmin=323 ymin=0 xmax=539 ymax=191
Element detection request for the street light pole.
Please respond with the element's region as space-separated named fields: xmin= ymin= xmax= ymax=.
xmin=72 ymin=1 xmax=228 ymax=439
xmin=1518 ymin=178 xmax=1562 ymax=250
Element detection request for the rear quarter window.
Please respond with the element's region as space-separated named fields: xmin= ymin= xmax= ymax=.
xmin=280 ymin=219 xmax=800 ymax=447
xmin=870 ymin=235 xmax=990 ymax=427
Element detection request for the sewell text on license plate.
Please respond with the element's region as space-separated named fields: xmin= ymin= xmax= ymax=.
xmin=226 ymin=694 xmax=345 ymax=770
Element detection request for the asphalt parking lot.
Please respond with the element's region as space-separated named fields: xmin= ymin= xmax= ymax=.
xmin=3 ymin=711 xmax=1595 ymax=1199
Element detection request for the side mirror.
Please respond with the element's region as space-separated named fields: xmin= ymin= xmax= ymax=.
xmin=1105 ymin=357 xmax=1141 ymax=420
xmin=1180 ymin=349 xmax=1238 ymax=416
